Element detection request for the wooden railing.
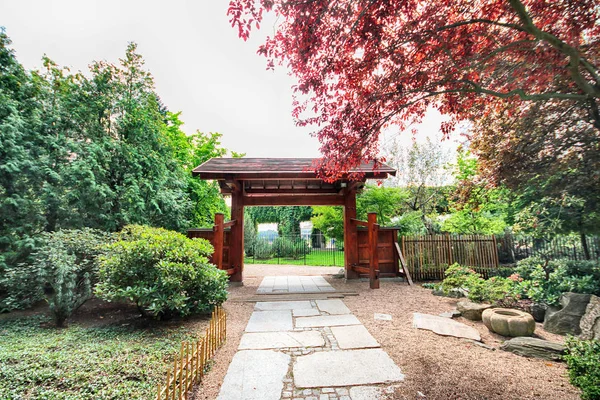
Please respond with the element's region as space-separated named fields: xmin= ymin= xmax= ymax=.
xmin=156 ymin=306 xmax=226 ymax=400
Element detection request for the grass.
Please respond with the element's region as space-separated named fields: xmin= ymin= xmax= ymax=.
xmin=245 ymin=249 xmax=345 ymax=267
xmin=0 ymin=315 xmax=200 ymax=400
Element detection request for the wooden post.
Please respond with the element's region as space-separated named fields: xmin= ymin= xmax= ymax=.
xmin=343 ymin=188 xmax=359 ymax=279
xmin=230 ymin=181 xmax=244 ymax=282
xmin=213 ymin=213 xmax=224 ymax=270
xmin=368 ymin=212 xmax=379 ymax=289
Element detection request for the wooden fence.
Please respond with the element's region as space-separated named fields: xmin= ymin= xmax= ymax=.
xmin=402 ymin=234 xmax=499 ymax=281
xmin=156 ymin=306 xmax=226 ymax=400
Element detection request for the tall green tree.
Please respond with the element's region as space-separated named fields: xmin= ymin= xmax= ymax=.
xmin=442 ymin=151 xmax=510 ymax=234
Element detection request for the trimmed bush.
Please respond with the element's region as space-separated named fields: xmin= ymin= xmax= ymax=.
xmin=564 ymin=337 xmax=600 ymax=400
xmin=95 ymin=225 xmax=227 ymax=319
xmin=440 ymin=263 xmax=517 ymax=304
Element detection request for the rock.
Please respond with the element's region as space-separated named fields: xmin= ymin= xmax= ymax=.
xmin=579 ymin=295 xmax=600 ymax=340
xmin=500 ymin=337 xmax=565 ymax=361
xmin=432 ymin=288 xmax=466 ymax=298
xmin=530 ymin=303 xmax=547 ymax=322
xmin=413 ymin=313 xmax=481 ymax=341
xmin=439 ymin=310 xmax=461 ymax=319
xmin=482 ymin=308 xmax=535 ymax=337
xmin=544 ymin=292 xmax=592 ymax=335
xmin=457 ymin=300 xmax=491 ymax=321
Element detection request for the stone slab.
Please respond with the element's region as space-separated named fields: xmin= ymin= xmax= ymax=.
xmin=349 ymin=386 xmax=385 ymax=400
xmin=255 ymin=301 xmax=313 ymax=311
xmin=293 ymin=349 xmax=405 ymax=388
xmin=217 ymin=350 xmax=290 ymax=400
xmin=293 ymin=308 xmax=321 ymax=317
xmin=331 ymin=325 xmax=380 ymax=349
xmin=245 ymin=310 xmax=293 ymax=332
xmin=413 ymin=313 xmax=481 ymax=341
xmin=295 ymin=314 xmax=361 ymax=328
xmin=257 ymin=276 xmax=336 ymax=294
xmin=316 ymin=299 xmax=351 ymax=315
xmin=374 ymin=313 xmax=392 ymax=321
xmin=238 ymin=331 xmax=325 ymax=350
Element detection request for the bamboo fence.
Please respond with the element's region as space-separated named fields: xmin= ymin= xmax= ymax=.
xmin=402 ymin=234 xmax=500 ymax=281
xmin=156 ymin=306 xmax=226 ymax=400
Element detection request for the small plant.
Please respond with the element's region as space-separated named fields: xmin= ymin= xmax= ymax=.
xmin=95 ymin=225 xmax=228 ymax=319
xmin=564 ymin=337 xmax=600 ymax=400
xmin=440 ymin=263 xmax=479 ymax=294
xmin=17 ymin=229 xmax=111 ymax=327
xmin=421 ymin=282 xmax=438 ymax=289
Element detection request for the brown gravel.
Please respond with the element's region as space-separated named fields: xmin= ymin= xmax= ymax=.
xmin=191 ymin=265 xmax=580 ymax=400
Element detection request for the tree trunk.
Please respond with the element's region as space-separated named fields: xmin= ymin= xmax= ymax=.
xmin=580 ymin=231 xmax=591 ymax=260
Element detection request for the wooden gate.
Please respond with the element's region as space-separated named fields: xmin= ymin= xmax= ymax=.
xmin=351 ymin=212 xmax=413 ymax=288
xmin=187 ymin=213 xmax=237 ymax=276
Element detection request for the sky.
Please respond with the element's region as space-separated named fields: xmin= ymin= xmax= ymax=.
xmin=0 ymin=0 xmax=461 ymax=159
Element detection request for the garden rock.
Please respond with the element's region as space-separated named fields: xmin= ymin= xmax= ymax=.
xmin=433 ymin=288 xmax=466 ymax=298
xmin=579 ymin=295 xmax=600 ymax=340
xmin=439 ymin=310 xmax=461 ymax=319
xmin=499 ymin=337 xmax=565 ymax=361
xmin=457 ymin=300 xmax=491 ymax=321
xmin=530 ymin=303 xmax=547 ymax=322
xmin=482 ymin=308 xmax=535 ymax=337
xmin=544 ymin=292 xmax=591 ymax=335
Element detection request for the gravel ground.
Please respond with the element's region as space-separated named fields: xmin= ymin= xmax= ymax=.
xmin=192 ymin=265 xmax=580 ymax=400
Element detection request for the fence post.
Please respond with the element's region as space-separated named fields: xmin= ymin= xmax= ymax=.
xmin=368 ymin=213 xmax=380 ymax=289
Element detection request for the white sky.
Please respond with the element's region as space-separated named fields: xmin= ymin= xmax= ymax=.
xmin=0 ymin=0 xmax=461 ymax=158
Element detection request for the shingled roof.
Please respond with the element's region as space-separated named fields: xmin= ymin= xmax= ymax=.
xmin=192 ymin=158 xmax=396 ymax=180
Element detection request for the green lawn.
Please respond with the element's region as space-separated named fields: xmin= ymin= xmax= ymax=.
xmin=0 ymin=315 xmax=202 ymax=400
xmin=245 ymin=249 xmax=345 ymax=267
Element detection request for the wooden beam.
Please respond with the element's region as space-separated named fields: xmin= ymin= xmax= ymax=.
xmin=245 ymin=188 xmax=340 ymax=195
xmin=368 ymin=212 xmax=380 ymax=289
xmin=229 ymin=181 xmax=244 ymax=282
xmin=212 ymin=213 xmax=224 ymax=271
xmin=395 ymin=242 xmax=413 ymax=285
xmin=243 ymin=195 xmax=345 ymax=206
xmin=344 ymin=190 xmax=359 ymax=279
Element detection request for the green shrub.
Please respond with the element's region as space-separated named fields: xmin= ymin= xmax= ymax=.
xmin=440 ymin=263 xmax=479 ymax=294
xmin=253 ymin=240 xmax=273 ymax=259
xmin=564 ymin=337 xmax=600 ymax=400
xmin=273 ymin=237 xmax=309 ymax=259
xmin=1 ymin=229 xmax=111 ymax=324
xmin=95 ymin=225 xmax=227 ymax=319
xmin=515 ymin=257 xmax=600 ymax=306
xmin=441 ymin=263 xmax=517 ymax=304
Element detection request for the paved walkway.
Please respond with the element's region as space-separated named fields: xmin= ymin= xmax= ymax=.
xmin=257 ymin=275 xmax=337 ymax=294
xmin=217 ymin=277 xmax=405 ymax=399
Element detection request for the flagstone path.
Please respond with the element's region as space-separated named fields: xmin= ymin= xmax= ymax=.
xmin=257 ymin=275 xmax=337 ymax=294
xmin=217 ymin=277 xmax=405 ymax=400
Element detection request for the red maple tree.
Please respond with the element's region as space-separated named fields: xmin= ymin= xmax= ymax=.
xmin=228 ymin=0 xmax=599 ymax=179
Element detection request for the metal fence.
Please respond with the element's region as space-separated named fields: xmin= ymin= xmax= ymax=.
xmin=496 ymin=234 xmax=600 ymax=264
xmin=245 ymin=233 xmax=344 ymax=267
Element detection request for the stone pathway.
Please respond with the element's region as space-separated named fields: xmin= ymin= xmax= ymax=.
xmin=218 ymin=286 xmax=405 ymax=400
xmin=257 ymin=276 xmax=336 ymax=294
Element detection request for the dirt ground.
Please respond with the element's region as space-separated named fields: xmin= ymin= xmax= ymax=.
xmin=192 ymin=264 xmax=580 ymax=400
